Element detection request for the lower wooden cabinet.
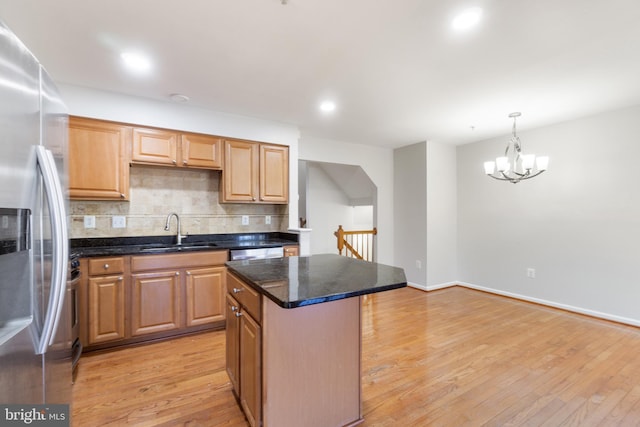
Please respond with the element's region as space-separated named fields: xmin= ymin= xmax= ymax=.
xmin=87 ymin=274 xmax=125 ymax=344
xmin=226 ymin=274 xmax=262 ymax=427
xmin=283 ymin=245 xmax=299 ymax=257
xmin=239 ymin=309 xmax=261 ymax=427
xmin=80 ymin=251 xmax=227 ymax=350
xmin=130 ymin=271 xmax=182 ymax=336
xmin=186 ymin=267 xmax=226 ymax=326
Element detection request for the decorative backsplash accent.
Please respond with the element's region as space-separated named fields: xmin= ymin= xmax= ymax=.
xmin=69 ymin=166 xmax=288 ymax=238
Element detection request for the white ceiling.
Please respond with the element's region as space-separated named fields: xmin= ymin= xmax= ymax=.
xmin=2 ymin=0 xmax=640 ymax=148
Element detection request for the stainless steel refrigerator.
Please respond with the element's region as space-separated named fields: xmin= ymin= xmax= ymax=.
xmin=0 ymin=19 xmax=71 ymax=406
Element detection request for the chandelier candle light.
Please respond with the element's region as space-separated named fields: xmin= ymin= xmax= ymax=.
xmin=484 ymin=112 xmax=549 ymax=183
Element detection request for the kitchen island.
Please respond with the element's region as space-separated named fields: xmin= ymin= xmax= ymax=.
xmin=225 ymin=254 xmax=407 ymax=427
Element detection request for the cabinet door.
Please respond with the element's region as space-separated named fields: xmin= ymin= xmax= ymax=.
xmin=130 ymin=271 xmax=182 ymax=336
xmin=225 ymin=293 xmax=240 ymax=394
xmin=240 ymin=312 xmax=262 ymax=427
xmin=181 ymin=133 xmax=222 ymax=169
xmin=283 ymin=245 xmax=299 ymax=257
xmin=259 ymin=144 xmax=289 ymax=203
xmin=222 ymin=140 xmax=259 ymax=202
xmin=68 ymin=117 xmax=130 ymax=200
xmin=87 ymin=275 xmax=125 ymax=344
xmin=185 ymin=266 xmax=226 ymax=326
xmin=132 ymin=127 xmax=179 ymax=166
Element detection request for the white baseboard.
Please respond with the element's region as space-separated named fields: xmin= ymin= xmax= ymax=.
xmin=406 ymin=280 xmax=640 ymax=328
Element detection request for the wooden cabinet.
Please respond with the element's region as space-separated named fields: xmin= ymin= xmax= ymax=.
xmin=221 ymin=139 xmax=288 ymax=204
xmin=131 ymin=126 xmax=222 ymax=170
xmin=225 ymin=294 xmax=240 ymax=393
xmin=185 ymin=266 xmax=226 ymax=326
xmin=181 ymin=133 xmax=223 ymax=169
xmin=83 ymin=257 xmax=126 ymax=345
xmin=226 ymin=271 xmax=262 ymax=427
xmin=239 ymin=308 xmax=261 ymax=427
xmin=80 ymin=250 xmax=227 ymax=351
xmin=130 ymin=251 xmax=228 ymax=338
xmin=283 ymin=245 xmax=299 ymax=257
xmin=131 ymin=127 xmax=178 ymax=166
xmin=68 ymin=116 xmax=130 ymax=200
xmin=259 ymin=143 xmax=289 ymax=203
xmin=130 ymin=270 xmax=182 ymax=336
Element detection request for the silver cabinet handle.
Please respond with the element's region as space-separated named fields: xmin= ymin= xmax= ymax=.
xmin=120 ymin=193 xmax=125 ymax=199
xmin=231 ymin=306 xmax=239 ymax=312
xmin=186 ymin=271 xmax=192 ymax=276
xmin=172 ymin=159 xmax=177 ymax=164
xmin=104 ymin=264 xmax=109 ymax=270
xmin=175 ymin=272 xmax=180 ymax=276
xmin=232 ymin=287 xmax=243 ymax=294
xmin=235 ymin=312 xmax=243 ymax=317
xmin=118 ymin=277 xmax=123 ymax=281
xmin=183 ymin=160 xmax=188 ymax=165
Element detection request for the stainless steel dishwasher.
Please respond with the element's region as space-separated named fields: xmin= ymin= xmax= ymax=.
xmin=229 ymin=247 xmax=284 ymax=261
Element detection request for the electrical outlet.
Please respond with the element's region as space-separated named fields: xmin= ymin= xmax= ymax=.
xmin=527 ymin=268 xmax=536 ymax=278
xmin=112 ymin=216 xmax=126 ymax=228
xmin=1 ymin=216 xmax=8 ymax=229
xmin=242 ymin=215 xmax=249 ymax=226
xmin=84 ymin=215 xmax=96 ymax=229
xmin=265 ymin=215 xmax=271 ymax=225
xmin=416 ymin=260 xmax=422 ymax=269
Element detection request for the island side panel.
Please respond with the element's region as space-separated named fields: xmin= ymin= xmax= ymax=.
xmin=262 ymin=296 xmax=362 ymax=427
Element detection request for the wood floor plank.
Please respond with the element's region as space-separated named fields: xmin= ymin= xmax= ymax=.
xmin=72 ymin=286 xmax=640 ymax=426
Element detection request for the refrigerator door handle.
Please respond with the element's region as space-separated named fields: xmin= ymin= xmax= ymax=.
xmin=35 ymin=145 xmax=68 ymax=354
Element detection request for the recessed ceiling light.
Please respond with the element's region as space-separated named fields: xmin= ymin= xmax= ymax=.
xmin=120 ymin=51 xmax=152 ymax=74
xmin=319 ymin=101 xmax=336 ymax=113
xmin=451 ymin=7 xmax=483 ymax=32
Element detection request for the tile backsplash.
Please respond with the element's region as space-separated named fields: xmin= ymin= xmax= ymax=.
xmin=69 ymin=166 xmax=288 ymax=238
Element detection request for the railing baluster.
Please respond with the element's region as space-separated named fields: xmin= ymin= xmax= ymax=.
xmin=334 ymin=225 xmax=377 ymax=262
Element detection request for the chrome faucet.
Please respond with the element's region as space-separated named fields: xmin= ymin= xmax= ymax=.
xmin=164 ymin=212 xmax=187 ymax=245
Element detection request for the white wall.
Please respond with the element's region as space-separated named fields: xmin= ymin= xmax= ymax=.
xmin=299 ymin=136 xmax=395 ymax=265
xmin=457 ymin=105 xmax=640 ymax=325
xmin=59 ymin=84 xmax=300 ymax=229
xmin=306 ymin=163 xmax=356 ymax=254
xmin=393 ymin=142 xmax=427 ymax=287
xmin=426 ymin=141 xmax=458 ymax=288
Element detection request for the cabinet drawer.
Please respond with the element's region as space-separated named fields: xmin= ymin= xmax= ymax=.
xmin=131 ymin=250 xmax=228 ymax=272
xmin=88 ymin=257 xmax=125 ymax=275
xmin=228 ymin=272 xmax=261 ymax=321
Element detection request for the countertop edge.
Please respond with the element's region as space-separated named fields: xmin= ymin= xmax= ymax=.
xmin=226 ymin=257 xmax=408 ymax=309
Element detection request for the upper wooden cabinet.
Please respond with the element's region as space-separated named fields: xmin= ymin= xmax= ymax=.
xmin=221 ymin=139 xmax=288 ymax=204
xmin=131 ymin=127 xmax=178 ymax=166
xmin=181 ymin=133 xmax=223 ymax=169
xmin=68 ymin=116 xmax=130 ymax=200
xmin=131 ymin=126 xmax=222 ymax=170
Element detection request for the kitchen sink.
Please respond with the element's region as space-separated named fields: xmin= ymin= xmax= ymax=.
xmin=139 ymin=243 xmax=218 ymax=253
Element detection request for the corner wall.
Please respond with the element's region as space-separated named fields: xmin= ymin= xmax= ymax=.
xmin=457 ymin=105 xmax=640 ymax=324
xmin=394 ymin=142 xmax=427 ymax=287
xmin=299 ymin=136 xmax=395 ymax=265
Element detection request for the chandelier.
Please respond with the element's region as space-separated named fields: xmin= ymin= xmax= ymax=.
xmin=483 ymin=112 xmax=549 ymax=183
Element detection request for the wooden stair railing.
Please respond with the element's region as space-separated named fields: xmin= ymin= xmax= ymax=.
xmin=334 ymin=225 xmax=377 ymax=262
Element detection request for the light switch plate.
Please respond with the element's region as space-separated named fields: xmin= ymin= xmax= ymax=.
xmin=242 ymin=215 xmax=249 ymax=225
xmin=84 ymin=215 xmax=96 ymax=229
xmin=112 ymin=216 xmax=126 ymax=228
xmin=265 ymin=215 xmax=271 ymax=225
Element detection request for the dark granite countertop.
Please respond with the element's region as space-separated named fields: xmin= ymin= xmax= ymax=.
xmin=226 ymin=253 xmax=407 ymax=309
xmin=71 ymin=232 xmax=298 ymax=257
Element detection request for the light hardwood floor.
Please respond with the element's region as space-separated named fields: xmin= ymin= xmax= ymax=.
xmin=72 ymin=286 xmax=640 ymax=426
